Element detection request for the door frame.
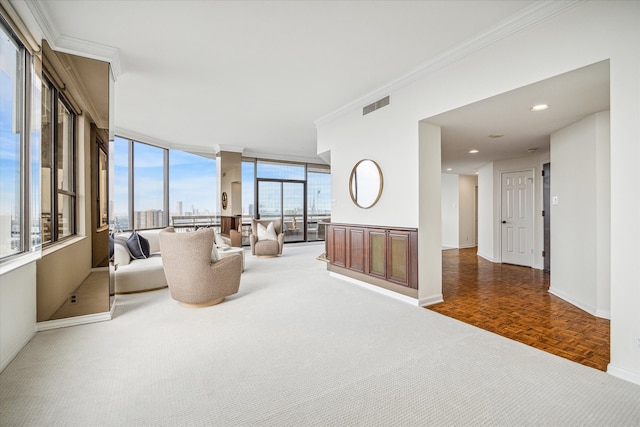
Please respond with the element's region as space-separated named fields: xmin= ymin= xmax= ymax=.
xmin=256 ymin=178 xmax=307 ymax=242
xmin=499 ymin=168 xmax=535 ymax=266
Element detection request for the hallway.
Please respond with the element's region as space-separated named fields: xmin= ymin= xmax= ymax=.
xmin=427 ymin=248 xmax=610 ymax=371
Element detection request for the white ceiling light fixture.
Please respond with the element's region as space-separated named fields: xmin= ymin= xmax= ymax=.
xmin=469 ymin=149 xmax=479 ymax=154
xmin=446 ymin=168 xmax=453 ymax=171
xmin=530 ymin=104 xmax=549 ymax=111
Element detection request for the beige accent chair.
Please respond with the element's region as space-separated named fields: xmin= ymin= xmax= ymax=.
xmin=159 ymin=227 xmax=242 ymax=307
xmin=250 ymin=219 xmax=284 ymax=256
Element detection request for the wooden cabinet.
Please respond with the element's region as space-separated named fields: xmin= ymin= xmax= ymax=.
xmin=327 ymin=223 xmax=418 ymax=290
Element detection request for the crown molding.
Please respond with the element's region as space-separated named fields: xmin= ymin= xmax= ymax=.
xmin=242 ymin=149 xmax=328 ymax=165
xmin=114 ymin=128 xmax=181 ymax=151
xmin=19 ymin=0 xmax=121 ymax=79
xmin=314 ymin=0 xmax=586 ymax=127
xmin=214 ymin=145 xmax=245 ymax=155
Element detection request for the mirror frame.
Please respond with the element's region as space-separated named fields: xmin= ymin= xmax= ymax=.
xmin=349 ymin=159 xmax=383 ymax=209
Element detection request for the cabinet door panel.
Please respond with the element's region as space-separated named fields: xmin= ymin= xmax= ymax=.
xmin=331 ymin=227 xmax=347 ymax=267
xmin=387 ymin=232 xmax=410 ymax=286
xmin=347 ymin=228 xmax=365 ymax=273
xmin=368 ymin=230 xmax=387 ymax=279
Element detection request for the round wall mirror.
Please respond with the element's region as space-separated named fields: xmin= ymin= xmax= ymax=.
xmin=349 ymin=159 xmax=383 ymax=209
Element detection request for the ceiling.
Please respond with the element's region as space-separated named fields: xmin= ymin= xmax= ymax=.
xmin=17 ymin=1 xmax=607 ymax=170
xmin=431 ymin=60 xmax=610 ymax=175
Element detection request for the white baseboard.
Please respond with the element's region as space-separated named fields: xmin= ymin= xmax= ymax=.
xmin=595 ymin=308 xmax=611 ymax=320
xmin=458 ymin=244 xmax=477 ymax=249
xmin=607 ymin=364 xmax=640 ymax=385
xmin=419 ymin=294 xmax=444 ymax=306
xmin=476 ymin=251 xmax=496 ymax=263
xmin=0 ymin=328 xmax=36 ymax=373
xmin=548 ymin=287 xmax=598 ymax=317
xmin=441 ymin=246 xmax=457 ymax=250
xmin=37 ymin=309 xmax=112 ymax=332
xmin=329 ymin=272 xmax=419 ymax=306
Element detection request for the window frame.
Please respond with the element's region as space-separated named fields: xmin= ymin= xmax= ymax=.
xmin=41 ymin=76 xmax=77 ymax=245
xmin=0 ymin=18 xmax=40 ymax=264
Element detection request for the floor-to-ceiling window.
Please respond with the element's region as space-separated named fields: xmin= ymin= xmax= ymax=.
xmin=112 ymin=137 xmax=217 ymax=231
xmin=242 ymin=159 xmax=330 ymax=243
xmin=133 ymin=142 xmax=167 ymax=229
xmin=169 ymin=150 xmax=216 ymax=220
xmin=307 ymin=166 xmax=331 ymax=241
xmin=111 ymin=136 xmax=130 ymax=230
xmin=41 ymin=77 xmax=76 ymax=244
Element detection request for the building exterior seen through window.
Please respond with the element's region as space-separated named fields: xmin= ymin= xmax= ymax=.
xmin=111 ymin=138 xmax=330 ymax=243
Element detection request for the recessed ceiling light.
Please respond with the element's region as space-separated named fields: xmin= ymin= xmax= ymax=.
xmin=530 ymin=104 xmax=549 ymax=112
xmin=475 ymin=172 xmax=479 ymax=175
xmin=488 ymin=134 xmax=504 ymax=138
xmin=469 ymin=149 xmax=479 ymax=154
xmin=446 ymin=168 xmax=452 ymax=171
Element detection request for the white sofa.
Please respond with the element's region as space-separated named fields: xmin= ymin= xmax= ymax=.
xmin=113 ymin=229 xmax=168 ymax=294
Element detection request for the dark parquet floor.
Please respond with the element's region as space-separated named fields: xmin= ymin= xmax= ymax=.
xmin=427 ymin=248 xmax=610 ymax=371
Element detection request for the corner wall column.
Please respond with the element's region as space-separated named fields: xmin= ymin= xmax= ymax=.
xmin=418 ymin=121 xmax=443 ymax=306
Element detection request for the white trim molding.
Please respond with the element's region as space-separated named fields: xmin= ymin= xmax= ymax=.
xmin=419 ymin=294 xmax=445 ymax=307
xmin=607 ymin=364 xmax=640 ymax=386
xmin=314 ymin=0 xmax=586 ymax=127
xmin=18 ymin=0 xmax=122 ymax=79
xmin=0 ymin=329 xmax=36 ymax=373
xmin=36 ymin=309 xmax=112 ymax=332
xmin=548 ymin=287 xmax=600 ymax=318
xmin=329 ymin=272 xmax=420 ymax=306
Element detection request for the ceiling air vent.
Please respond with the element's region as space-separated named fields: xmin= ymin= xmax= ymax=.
xmin=363 ymin=96 xmax=390 ymax=116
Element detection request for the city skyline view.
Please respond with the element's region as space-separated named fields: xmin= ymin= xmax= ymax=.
xmin=111 ymin=137 xmax=330 ymax=231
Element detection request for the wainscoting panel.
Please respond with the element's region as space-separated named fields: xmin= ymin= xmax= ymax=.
xmin=327 ymin=223 xmax=418 ymax=293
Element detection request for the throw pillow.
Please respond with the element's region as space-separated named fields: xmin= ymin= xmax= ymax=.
xmin=214 ymin=232 xmax=228 ymax=248
xmin=257 ymin=222 xmax=277 ymax=241
xmin=109 ymin=233 xmax=114 ymax=259
xmin=211 ymin=244 xmax=220 ymax=262
xmin=126 ymin=231 xmax=150 ymax=259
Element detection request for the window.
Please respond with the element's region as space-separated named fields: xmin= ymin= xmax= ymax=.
xmin=256 ymin=160 xmax=305 ymax=180
xmin=0 ymin=26 xmax=24 ymax=257
xmin=41 ymin=78 xmax=76 ymax=244
xmin=307 ymin=167 xmax=331 ymax=241
xmin=242 ymin=160 xmax=255 ymax=217
xmin=111 ymin=136 xmax=130 ymax=231
xmin=133 ymin=141 xmax=167 ymax=229
xmin=0 ymin=21 xmax=40 ymax=260
xmin=97 ymin=143 xmax=108 ymax=228
xmin=169 ymin=150 xmax=216 ymax=219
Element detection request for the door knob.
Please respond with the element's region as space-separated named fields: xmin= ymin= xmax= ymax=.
xmin=502 ymin=220 xmax=506 ymax=224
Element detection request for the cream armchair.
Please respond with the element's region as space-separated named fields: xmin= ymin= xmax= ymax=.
xmin=250 ymin=219 xmax=284 ymax=256
xmin=159 ymin=227 xmax=242 ymax=307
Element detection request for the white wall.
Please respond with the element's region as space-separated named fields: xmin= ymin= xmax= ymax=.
xmin=441 ymin=173 xmax=477 ymax=250
xmin=458 ymin=175 xmax=477 ymax=249
xmin=318 ymin=2 xmax=640 ymax=382
xmin=550 ymin=112 xmax=610 ymax=318
xmin=317 ymin=107 xmax=420 ymax=228
xmin=0 ymin=261 xmax=37 ymax=372
xmin=477 ymin=163 xmax=494 ymax=261
xmin=441 ymin=174 xmax=459 ymax=249
xmin=418 ymin=122 xmax=443 ymax=305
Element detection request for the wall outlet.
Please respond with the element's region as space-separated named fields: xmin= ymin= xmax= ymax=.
xmin=635 ymin=336 xmax=640 ymax=352
xmin=69 ymin=294 xmax=77 ymax=304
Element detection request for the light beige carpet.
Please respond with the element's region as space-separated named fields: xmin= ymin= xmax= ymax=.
xmin=1 ymin=243 xmax=639 ymax=426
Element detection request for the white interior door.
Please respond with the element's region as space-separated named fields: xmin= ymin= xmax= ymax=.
xmin=501 ymin=170 xmax=534 ymax=267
